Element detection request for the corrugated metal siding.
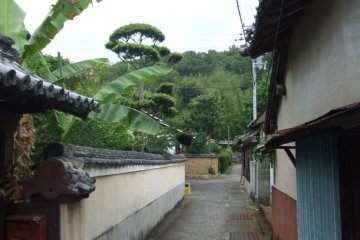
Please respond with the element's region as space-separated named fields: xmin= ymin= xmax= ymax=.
xmin=297 ymin=135 xmax=341 ymax=240
xmin=272 ymin=186 xmax=297 ymax=240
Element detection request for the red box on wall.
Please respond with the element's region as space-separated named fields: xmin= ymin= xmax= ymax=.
xmin=5 ymin=214 xmax=47 ymax=240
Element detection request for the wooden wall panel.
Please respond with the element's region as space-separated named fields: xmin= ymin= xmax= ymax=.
xmin=272 ymin=186 xmax=297 ymax=240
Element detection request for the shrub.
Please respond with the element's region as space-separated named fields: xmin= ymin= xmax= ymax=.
xmin=218 ymin=148 xmax=233 ymax=173
xmin=209 ymin=143 xmax=221 ymax=154
xmin=208 ymin=166 xmax=215 ymax=175
xmin=185 ymin=132 xmax=209 ymax=154
xmin=32 ymin=115 xmax=136 ymax=163
xmin=66 ymin=119 xmax=135 ymax=150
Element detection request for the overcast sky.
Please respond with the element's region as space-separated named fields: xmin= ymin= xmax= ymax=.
xmin=15 ymin=0 xmax=257 ymax=63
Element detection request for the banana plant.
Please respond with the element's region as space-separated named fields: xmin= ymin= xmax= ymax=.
xmin=1 ymin=0 xmax=170 ymax=138
xmin=20 ymin=0 xmax=103 ymax=62
xmin=0 ymin=0 xmax=28 ymax=51
xmin=57 ymin=64 xmax=172 ymax=140
xmin=50 ymin=58 xmax=109 ymax=83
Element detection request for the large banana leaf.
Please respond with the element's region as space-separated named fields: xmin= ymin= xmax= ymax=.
xmin=88 ymin=104 xmax=164 ymax=135
xmin=50 ymin=58 xmax=109 ymax=83
xmin=93 ymin=65 xmax=173 ymax=104
xmin=0 ymin=0 xmax=28 ymax=52
xmin=20 ymin=0 xmax=103 ymax=62
xmin=56 ymin=112 xmax=80 ymax=141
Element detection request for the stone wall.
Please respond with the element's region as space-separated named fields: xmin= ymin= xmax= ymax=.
xmin=184 ymin=154 xmax=218 ymax=179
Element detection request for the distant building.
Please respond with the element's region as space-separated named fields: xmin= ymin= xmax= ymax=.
xmin=217 ymin=140 xmax=233 ymax=148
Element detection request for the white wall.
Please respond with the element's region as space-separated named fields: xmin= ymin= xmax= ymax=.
xmin=278 ymin=0 xmax=360 ymax=130
xmin=275 ymin=149 xmax=296 ymax=200
xmin=274 ymin=0 xmax=360 ymax=198
xmin=60 ymin=163 xmax=185 ymax=240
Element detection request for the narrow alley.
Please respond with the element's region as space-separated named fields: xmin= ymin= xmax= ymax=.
xmin=148 ymin=164 xmax=271 ymax=240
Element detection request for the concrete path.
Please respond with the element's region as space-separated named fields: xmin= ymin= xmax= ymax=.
xmin=148 ymin=164 xmax=271 ymax=240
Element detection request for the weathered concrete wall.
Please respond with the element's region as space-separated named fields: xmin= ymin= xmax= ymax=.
xmin=184 ymin=154 xmax=218 ymax=179
xmin=250 ymin=161 xmax=256 ymax=199
xmin=274 ymin=0 xmax=359 ymax=204
xmin=250 ymin=161 xmax=271 ymax=206
xmin=60 ymin=163 xmax=185 ymax=240
xmin=257 ymin=162 xmax=270 ymax=205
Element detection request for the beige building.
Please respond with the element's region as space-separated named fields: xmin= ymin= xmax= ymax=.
xmin=243 ymin=0 xmax=360 ymax=239
xmin=185 ymin=154 xmax=218 ymax=179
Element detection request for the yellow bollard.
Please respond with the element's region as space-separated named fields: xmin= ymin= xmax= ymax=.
xmin=184 ymin=182 xmax=191 ymax=196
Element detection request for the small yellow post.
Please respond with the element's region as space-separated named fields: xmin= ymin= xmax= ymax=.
xmin=184 ymin=182 xmax=191 ymax=196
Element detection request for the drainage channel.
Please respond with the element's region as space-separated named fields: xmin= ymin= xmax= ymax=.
xmin=229 ymin=231 xmax=260 ymax=240
xmin=226 ymin=187 xmax=261 ymax=240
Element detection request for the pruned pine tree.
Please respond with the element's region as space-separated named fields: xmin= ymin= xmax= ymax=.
xmin=105 ymin=23 xmax=182 ymax=99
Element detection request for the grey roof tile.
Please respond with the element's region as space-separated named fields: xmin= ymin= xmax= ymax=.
xmin=0 ymin=35 xmax=100 ymax=118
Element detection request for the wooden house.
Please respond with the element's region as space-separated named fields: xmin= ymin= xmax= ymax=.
xmin=242 ymin=0 xmax=360 ymax=239
xmin=0 ymin=34 xmax=99 ymax=239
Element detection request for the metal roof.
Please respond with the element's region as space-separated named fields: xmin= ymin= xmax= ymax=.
xmin=243 ymin=0 xmax=311 ymax=58
xmin=0 ymin=35 xmax=100 ymax=118
xmin=261 ymin=101 xmax=360 ymax=153
xmin=236 ymin=129 xmax=260 ymax=145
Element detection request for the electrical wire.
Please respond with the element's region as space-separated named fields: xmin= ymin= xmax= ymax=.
xmin=235 ymin=0 xmax=247 ymax=41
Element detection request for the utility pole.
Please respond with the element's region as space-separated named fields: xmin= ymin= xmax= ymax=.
xmin=251 ymin=56 xmax=266 ymax=120
xmin=252 ymin=59 xmax=257 ymax=120
xmin=227 ymin=125 xmax=230 ymax=148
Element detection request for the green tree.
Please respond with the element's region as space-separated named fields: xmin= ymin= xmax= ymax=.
xmin=1 ymin=0 xmax=173 ymax=147
xmin=185 ymin=132 xmax=209 ymax=154
xmin=105 ymin=23 xmax=182 ymax=99
xmin=105 ymin=23 xmax=166 ymax=68
xmin=186 ymin=91 xmax=223 ymax=141
xmin=105 ymin=23 xmax=185 ymax=152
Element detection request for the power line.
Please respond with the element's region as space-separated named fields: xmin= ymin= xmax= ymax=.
xmin=235 ymin=0 xmax=246 ymax=40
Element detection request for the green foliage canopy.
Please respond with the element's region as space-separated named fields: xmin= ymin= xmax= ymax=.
xmin=187 ymin=91 xmax=223 ymax=136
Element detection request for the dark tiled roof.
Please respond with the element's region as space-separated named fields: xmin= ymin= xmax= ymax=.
xmin=0 ymin=35 xmax=100 ymax=118
xmin=236 ymin=129 xmax=259 ymax=145
xmin=43 ymin=142 xmax=187 ymax=168
xmin=243 ymin=0 xmax=311 ymax=58
xmin=23 ymin=156 xmax=95 ymax=200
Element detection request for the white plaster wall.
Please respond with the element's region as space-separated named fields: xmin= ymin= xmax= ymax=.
xmin=278 ymin=0 xmax=360 ymax=130
xmin=274 ymin=0 xmax=359 ymax=199
xmin=274 ymin=149 xmax=297 ymax=200
xmin=250 ymin=161 xmax=257 ymax=198
xmin=60 ymin=163 xmax=185 ymax=240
